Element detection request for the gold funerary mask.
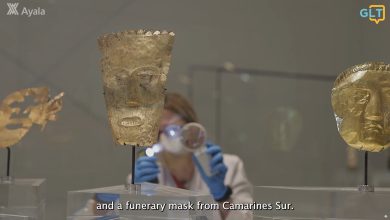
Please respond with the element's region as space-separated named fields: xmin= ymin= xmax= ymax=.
xmin=331 ymin=62 xmax=390 ymax=152
xmin=0 ymin=87 xmax=64 ymax=148
xmin=98 ymin=30 xmax=175 ymax=147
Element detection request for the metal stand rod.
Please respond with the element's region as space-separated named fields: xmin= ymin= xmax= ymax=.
xmin=364 ymin=151 xmax=368 ymax=186
xmin=6 ymin=147 xmax=11 ymax=177
xmin=131 ymin=146 xmax=135 ymax=185
xmin=358 ymin=151 xmax=374 ymax=192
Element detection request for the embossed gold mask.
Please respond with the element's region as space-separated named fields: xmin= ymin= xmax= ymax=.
xmin=98 ymin=30 xmax=175 ymax=147
xmin=332 ymin=62 xmax=390 ymax=152
xmin=0 ymin=87 xmax=64 ymax=148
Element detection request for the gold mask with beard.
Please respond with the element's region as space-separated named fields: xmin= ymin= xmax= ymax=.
xmin=98 ymin=30 xmax=175 ymax=147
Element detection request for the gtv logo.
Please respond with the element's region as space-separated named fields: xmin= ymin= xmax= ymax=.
xmin=360 ymin=5 xmax=386 ymax=24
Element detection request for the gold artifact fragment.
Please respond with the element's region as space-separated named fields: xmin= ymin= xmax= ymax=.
xmin=332 ymin=62 xmax=390 ymax=152
xmin=0 ymin=87 xmax=64 ymax=148
xmin=98 ymin=29 xmax=175 ymax=147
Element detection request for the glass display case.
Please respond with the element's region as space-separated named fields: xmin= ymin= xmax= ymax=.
xmin=0 ymin=214 xmax=34 ymax=220
xmin=253 ymin=186 xmax=390 ymax=220
xmin=0 ymin=178 xmax=46 ymax=220
xmin=188 ymin=65 xmax=390 ymax=187
xmin=67 ymin=182 xmax=218 ymax=219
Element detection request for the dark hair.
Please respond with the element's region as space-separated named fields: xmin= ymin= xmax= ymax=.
xmin=164 ymin=93 xmax=198 ymax=123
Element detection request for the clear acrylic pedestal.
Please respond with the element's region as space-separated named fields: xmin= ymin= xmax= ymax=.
xmin=67 ymin=182 xmax=218 ymax=220
xmin=254 ymin=186 xmax=390 ymax=220
xmin=0 ymin=178 xmax=46 ymax=220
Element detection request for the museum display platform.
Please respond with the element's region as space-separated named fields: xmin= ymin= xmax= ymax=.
xmin=253 ymin=186 xmax=390 ymax=220
xmin=67 ymin=182 xmax=218 ymax=220
xmin=0 ymin=178 xmax=46 ymax=220
xmin=0 ymin=214 xmax=34 ymax=219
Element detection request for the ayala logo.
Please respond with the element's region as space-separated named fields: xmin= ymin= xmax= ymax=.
xmin=6 ymin=2 xmax=46 ymax=17
xmin=6 ymin=2 xmax=18 ymax=15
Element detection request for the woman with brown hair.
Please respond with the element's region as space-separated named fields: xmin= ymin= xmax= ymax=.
xmin=134 ymin=93 xmax=253 ymax=220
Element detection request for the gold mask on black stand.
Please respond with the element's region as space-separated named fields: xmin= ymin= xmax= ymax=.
xmin=332 ymin=62 xmax=390 ymax=152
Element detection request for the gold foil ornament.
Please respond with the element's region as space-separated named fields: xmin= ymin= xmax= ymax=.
xmin=332 ymin=62 xmax=390 ymax=152
xmin=0 ymin=87 xmax=64 ymax=148
xmin=98 ymin=29 xmax=175 ymax=147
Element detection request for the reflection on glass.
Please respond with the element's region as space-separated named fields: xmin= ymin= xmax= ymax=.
xmin=268 ymin=107 xmax=302 ymax=152
xmin=240 ymin=73 xmax=251 ymax=83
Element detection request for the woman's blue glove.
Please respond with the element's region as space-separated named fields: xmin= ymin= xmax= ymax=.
xmin=192 ymin=143 xmax=230 ymax=201
xmin=134 ymin=156 xmax=159 ymax=183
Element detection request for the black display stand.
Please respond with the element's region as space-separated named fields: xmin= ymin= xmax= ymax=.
xmin=364 ymin=151 xmax=368 ymax=186
xmin=6 ymin=147 xmax=11 ymax=177
xmin=358 ymin=151 xmax=374 ymax=192
xmin=131 ymin=146 xmax=135 ymax=185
